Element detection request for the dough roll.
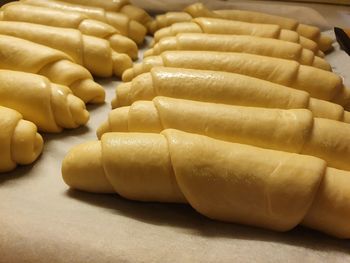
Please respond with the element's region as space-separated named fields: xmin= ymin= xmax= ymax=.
xmin=20 ymin=0 xmax=147 ymax=44
xmin=0 ymin=34 xmax=105 ymax=104
xmin=115 ymin=67 xmax=349 ymax=122
xmin=0 ymin=21 xmax=132 ymax=77
xmin=100 ymin=96 xmax=350 ymax=171
xmin=122 ymin=52 xmax=350 ymax=109
xmin=62 ymin=129 xmax=350 ymax=238
xmin=144 ymin=33 xmax=330 ymax=71
xmin=152 ymin=18 xmax=321 ymax=56
xmin=0 ymin=3 xmax=138 ymax=59
xmin=0 ymin=106 xmax=43 ymax=173
xmin=0 ymin=70 xmax=89 ymax=133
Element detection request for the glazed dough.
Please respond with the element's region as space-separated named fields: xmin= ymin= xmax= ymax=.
xmin=0 ymin=106 xmax=43 ymax=172
xmin=0 ymin=70 xmax=89 ymax=132
xmin=62 ymin=129 xmax=350 ymax=238
xmin=100 ymin=97 xmax=350 ymax=171
xmin=0 ymin=3 xmax=138 ymax=59
xmin=115 ymin=67 xmax=348 ymax=121
xmin=152 ymin=18 xmax=320 ymax=56
xmin=20 ymin=0 xmax=147 ymax=44
xmin=0 ymin=34 xmax=105 ymax=103
xmin=122 ymin=52 xmax=350 ymax=109
xmin=0 ymin=21 xmax=132 ymax=77
xmin=145 ymin=33 xmax=330 ymax=71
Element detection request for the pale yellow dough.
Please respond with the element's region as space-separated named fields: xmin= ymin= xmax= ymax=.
xmin=0 ymin=106 xmax=43 ymax=172
xmin=122 ymin=52 xmax=350 ymax=109
xmin=20 ymin=0 xmax=147 ymax=44
xmin=0 ymin=34 xmax=105 ymax=103
xmin=152 ymin=18 xmax=321 ymax=55
xmin=62 ymin=129 xmax=350 ymax=238
xmin=145 ymin=33 xmax=330 ymax=71
xmin=0 ymin=70 xmax=89 ymax=133
xmin=0 ymin=3 xmax=138 ymax=59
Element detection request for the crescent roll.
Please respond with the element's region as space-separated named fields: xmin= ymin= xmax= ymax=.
xmin=0 ymin=70 xmax=89 ymax=133
xmin=0 ymin=3 xmax=138 ymax=59
xmin=114 ymin=67 xmax=348 ymax=122
xmin=122 ymin=52 xmax=350 ymax=109
xmin=0 ymin=21 xmax=132 ymax=77
xmin=0 ymin=34 xmax=105 ymax=103
xmin=0 ymin=106 xmax=43 ymax=173
xmin=21 ymin=0 xmax=147 ymax=44
xmin=99 ymin=97 xmax=350 ymax=171
xmin=145 ymin=33 xmax=330 ymax=71
xmin=62 ymin=129 xmax=350 ymax=238
xmin=152 ymin=18 xmax=321 ymax=56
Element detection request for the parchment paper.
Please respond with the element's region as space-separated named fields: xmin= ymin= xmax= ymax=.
xmin=1 ymin=2 xmax=350 ymax=263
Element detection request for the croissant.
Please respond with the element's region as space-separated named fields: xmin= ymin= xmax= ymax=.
xmin=152 ymin=18 xmax=321 ymax=56
xmin=185 ymin=3 xmax=333 ymax=52
xmin=144 ymin=33 xmax=330 ymax=71
xmin=0 ymin=34 xmax=105 ymax=103
xmin=20 ymin=0 xmax=147 ymax=44
xmin=0 ymin=21 xmax=133 ymax=77
xmin=0 ymin=3 xmax=138 ymax=59
xmin=62 ymin=129 xmax=350 ymax=238
xmin=57 ymin=0 xmax=153 ymax=25
xmin=0 ymin=106 xmax=43 ymax=172
xmin=0 ymin=70 xmax=89 ymax=133
xmin=122 ymin=52 xmax=350 ymax=109
xmin=100 ymin=96 xmax=350 ymax=171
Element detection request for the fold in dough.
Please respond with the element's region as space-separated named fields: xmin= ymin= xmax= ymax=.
xmin=62 ymin=129 xmax=350 ymax=238
xmin=144 ymin=33 xmax=330 ymax=71
xmin=0 ymin=70 xmax=89 ymax=133
xmin=0 ymin=106 xmax=43 ymax=172
xmin=100 ymin=96 xmax=350 ymax=171
xmin=152 ymin=18 xmax=321 ymax=56
xmin=0 ymin=3 xmax=138 ymax=59
xmin=122 ymin=52 xmax=350 ymax=109
xmin=0 ymin=34 xmax=105 ymax=103
xmin=21 ymin=0 xmax=147 ymax=44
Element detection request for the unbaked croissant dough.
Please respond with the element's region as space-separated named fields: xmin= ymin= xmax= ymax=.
xmin=62 ymin=129 xmax=350 ymax=238
xmin=0 ymin=34 xmax=105 ymax=103
xmin=144 ymin=33 xmax=330 ymax=71
xmin=20 ymin=0 xmax=147 ymax=44
xmin=0 ymin=70 xmax=89 ymax=133
xmin=57 ymin=0 xmax=153 ymax=26
xmin=0 ymin=106 xmax=43 ymax=172
xmin=0 ymin=3 xmax=138 ymax=59
xmin=100 ymin=97 xmax=350 ymax=171
xmin=122 ymin=52 xmax=350 ymax=109
xmin=152 ymin=18 xmax=321 ymax=56
xmin=0 ymin=21 xmax=132 ymax=77
xmin=115 ymin=67 xmax=349 ymax=122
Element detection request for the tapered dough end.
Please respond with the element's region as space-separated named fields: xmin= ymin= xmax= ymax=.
xmin=122 ymin=67 xmax=135 ymax=82
xmin=67 ymin=94 xmax=90 ymax=126
xmin=318 ymin=35 xmax=334 ymax=52
xmin=97 ymin=106 xmax=130 ymax=139
xmin=312 ymin=57 xmax=331 ymax=71
xmin=112 ymin=52 xmax=133 ymax=77
xmin=62 ymin=141 xmax=114 ymax=193
xmin=112 ymin=82 xmax=132 ymax=108
xmin=108 ymin=34 xmax=138 ymax=60
xmin=12 ymin=119 xmax=43 ymax=165
xmin=144 ymin=48 xmax=154 ymax=57
xmin=129 ymin=20 xmax=147 ymax=45
xmin=70 ymin=79 xmax=105 ymax=104
xmin=147 ymin=20 xmax=158 ymax=35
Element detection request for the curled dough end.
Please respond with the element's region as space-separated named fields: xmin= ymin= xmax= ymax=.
xmin=67 ymin=94 xmax=90 ymax=126
xmin=112 ymin=52 xmax=133 ymax=77
xmin=62 ymin=141 xmax=114 ymax=193
xmin=12 ymin=119 xmax=43 ymax=165
xmin=112 ymin=82 xmax=132 ymax=108
xmin=70 ymin=79 xmax=105 ymax=104
xmin=129 ymin=20 xmax=147 ymax=45
xmin=108 ymin=34 xmax=138 ymax=60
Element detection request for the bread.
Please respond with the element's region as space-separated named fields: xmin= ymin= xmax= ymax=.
xmin=115 ymin=67 xmax=349 ymax=122
xmin=0 ymin=70 xmax=89 ymax=132
xmin=20 ymin=0 xmax=147 ymax=44
xmin=62 ymin=129 xmax=350 ymax=238
xmin=152 ymin=18 xmax=321 ymax=56
xmin=0 ymin=3 xmax=138 ymax=59
xmin=0 ymin=21 xmax=133 ymax=77
xmin=0 ymin=106 xmax=43 ymax=172
xmin=122 ymin=52 xmax=350 ymax=109
xmin=145 ymin=33 xmax=330 ymax=71
xmin=0 ymin=34 xmax=105 ymax=103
